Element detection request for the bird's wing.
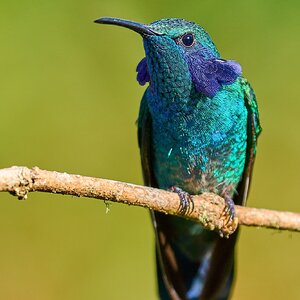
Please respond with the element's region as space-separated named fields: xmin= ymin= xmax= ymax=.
xmin=138 ymin=89 xmax=157 ymax=187
xmin=235 ymin=77 xmax=262 ymax=205
xmin=200 ymin=77 xmax=262 ymax=299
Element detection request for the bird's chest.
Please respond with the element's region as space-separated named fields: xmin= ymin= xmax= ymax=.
xmin=149 ymin=94 xmax=248 ymax=196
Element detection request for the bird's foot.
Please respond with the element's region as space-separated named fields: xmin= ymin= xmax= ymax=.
xmin=168 ymin=186 xmax=194 ymax=216
xmin=219 ymin=196 xmax=238 ymax=238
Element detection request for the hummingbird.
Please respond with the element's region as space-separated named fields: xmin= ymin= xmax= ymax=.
xmin=95 ymin=17 xmax=261 ymax=300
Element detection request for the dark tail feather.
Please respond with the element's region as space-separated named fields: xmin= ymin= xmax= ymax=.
xmin=156 ymin=245 xmax=203 ymax=300
xmin=156 ymin=245 xmax=235 ymax=300
xmin=199 ymin=231 xmax=238 ymax=300
xmin=153 ymin=212 xmax=237 ymax=300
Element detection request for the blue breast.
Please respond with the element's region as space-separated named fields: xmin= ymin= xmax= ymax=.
xmin=147 ymin=79 xmax=248 ymax=197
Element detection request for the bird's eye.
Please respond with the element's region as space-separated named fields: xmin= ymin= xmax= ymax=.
xmin=180 ymin=33 xmax=195 ymax=47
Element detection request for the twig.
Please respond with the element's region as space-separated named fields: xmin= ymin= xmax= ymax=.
xmin=0 ymin=166 xmax=299 ymax=235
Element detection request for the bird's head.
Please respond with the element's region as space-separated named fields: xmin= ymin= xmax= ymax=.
xmin=95 ymin=17 xmax=241 ymax=98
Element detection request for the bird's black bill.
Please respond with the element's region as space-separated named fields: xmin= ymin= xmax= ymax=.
xmin=94 ymin=17 xmax=162 ymax=36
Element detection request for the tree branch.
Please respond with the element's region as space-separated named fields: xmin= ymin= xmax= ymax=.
xmin=0 ymin=166 xmax=299 ymax=236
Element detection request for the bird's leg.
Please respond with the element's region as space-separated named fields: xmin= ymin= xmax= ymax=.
xmin=223 ymin=196 xmax=235 ymax=220
xmin=219 ymin=195 xmax=238 ymax=237
xmin=168 ymin=186 xmax=194 ymax=215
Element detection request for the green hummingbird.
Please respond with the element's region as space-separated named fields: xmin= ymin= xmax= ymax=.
xmin=95 ymin=17 xmax=261 ymax=300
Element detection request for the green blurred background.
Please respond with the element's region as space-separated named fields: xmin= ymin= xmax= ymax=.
xmin=0 ymin=0 xmax=300 ymax=299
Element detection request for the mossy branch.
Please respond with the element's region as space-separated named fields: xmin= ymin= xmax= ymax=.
xmin=0 ymin=166 xmax=299 ymax=236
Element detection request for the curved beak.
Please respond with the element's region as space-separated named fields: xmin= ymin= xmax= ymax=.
xmin=94 ymin=17 xmax=162 ymax=36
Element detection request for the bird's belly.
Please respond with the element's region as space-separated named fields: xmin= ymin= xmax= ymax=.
xmin=153 ymin=133 xmax=247 ymax=197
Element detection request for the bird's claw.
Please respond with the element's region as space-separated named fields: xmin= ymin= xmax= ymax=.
xmin=169 ymin=186 xmax=194 ymax=216
xmin=219 ymin=196 xmax=238 ymax=238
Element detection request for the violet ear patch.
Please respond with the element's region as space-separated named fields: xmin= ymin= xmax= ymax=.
xmin=187 ymin=53 xmax=242 ymax=97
